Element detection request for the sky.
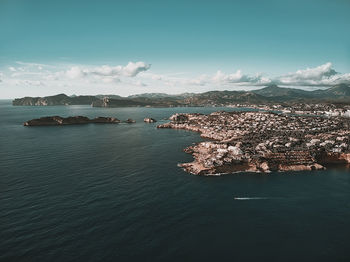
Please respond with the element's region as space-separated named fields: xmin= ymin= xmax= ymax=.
xmin=0 ymin=0 xmax=350 ymax=98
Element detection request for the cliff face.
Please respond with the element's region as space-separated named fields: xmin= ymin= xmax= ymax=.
xmin=24 ymin=116 xmax=120 ymax=126
xmin=158 ymin=111 xmax=350 ymax=175
xmin=177 ymin=142 xmax=324 ymax=175
xmin=316 ymin=152 xmax=350 ymax=165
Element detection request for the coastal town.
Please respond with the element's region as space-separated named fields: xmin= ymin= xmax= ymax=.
xmin=228 ymin=103 xmax=350 ymax=117
xmin=158 ymin=110 xmax=350 ymax=175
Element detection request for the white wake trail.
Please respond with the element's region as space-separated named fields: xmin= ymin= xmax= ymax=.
xmin=234 ymin=197 xmax=270 ymax=200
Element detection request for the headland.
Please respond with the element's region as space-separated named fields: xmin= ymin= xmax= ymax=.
xmin=158 ymin=111 xmax=350 ymax=175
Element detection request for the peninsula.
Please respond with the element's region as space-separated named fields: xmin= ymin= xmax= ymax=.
xmin=158 ymin=111 xmax=350 ymax=175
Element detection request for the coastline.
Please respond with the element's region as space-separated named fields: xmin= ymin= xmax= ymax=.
xmin=158 ymin=111 xmax=350 ymax=175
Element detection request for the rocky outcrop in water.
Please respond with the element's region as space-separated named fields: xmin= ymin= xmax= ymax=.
xmin=144 ymin=118 xmax=157 ymax=123
xmin=157 ymin=111 xmax=350 ymax=175
xmin=124 ymin=118 xmax=136 ymax=123
xmin=91 ymin=117 xmax=121 ymax=124
xmin=24 ymin=116 xmax=120 ymax=126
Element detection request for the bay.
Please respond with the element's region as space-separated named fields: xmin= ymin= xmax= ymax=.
xmin=0 ymin=100 xmax=349 ymax=262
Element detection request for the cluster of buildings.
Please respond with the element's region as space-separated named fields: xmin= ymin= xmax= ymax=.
xmin=158 ymin=111 xmax=350 ymax=175
xmin=230 ymin=103 xmax=350 ymax=117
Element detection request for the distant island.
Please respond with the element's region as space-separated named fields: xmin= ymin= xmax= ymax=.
xmin=24 ymin=116 xmax=121 ymax=126
xmin=12 ymin=84 xmax=350 ymax=107
xmin=23 ymin=116 xmax=157 ymax=126
xmin=158 ymin=111 xmax=350 ymax=175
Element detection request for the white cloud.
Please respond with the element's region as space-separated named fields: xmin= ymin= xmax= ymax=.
xmin=292 ymin=62 xmax=336 ymax=80
xmin=1 ymin=61 xmax=349 ymax=98
xmin=135 ymin=80 xmax=147 ymax=87
xmin=189 ymin=74 xmax=209 ymax=86
xmin=100 ymin=76 xmax=121 ymax=83
xmin=15 ymin=61 xmax=53 ymax=68
xmin=276 ymin=62 xmax=350 ymax=86
xmin=212 ymin=70 xmax=271 ymax=85
xmin=66 ymin=66 xmax=86 ymax=79
xmin=13 ymin=79 xmax=45 ymax=86
xmin=123 ymin=62 xmax=151 ymax=77
xmin=177 ymin=70 xmax=271 ymax=87
xmin=66 ymin=61 xmax=151 ymax=79
xmin=140 ymin=64 xmax=350 ymax=90
xmin=0 ymin=62 xmax=151 ymax=97
xmin=151 ymin=74 xmax=163 ymax=81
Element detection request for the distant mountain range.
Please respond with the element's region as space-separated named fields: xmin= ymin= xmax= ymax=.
xmin=12 ymin=84 xmax=350 ymax=107
xmin=253 ymin=84 xmax=350 ymax=102
xmin=12 ymin=94 xmax=101 ymax=106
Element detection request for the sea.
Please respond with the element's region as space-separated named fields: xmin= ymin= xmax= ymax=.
xmin=1 ymin=99 xmax=350 ymax=262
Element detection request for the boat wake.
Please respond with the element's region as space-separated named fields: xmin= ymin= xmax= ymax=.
xmin=234 ymin=197 xmax=270 ymax=200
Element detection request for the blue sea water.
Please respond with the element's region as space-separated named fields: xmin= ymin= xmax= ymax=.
xmin=0 ymin=100 xmax=350 ymax=262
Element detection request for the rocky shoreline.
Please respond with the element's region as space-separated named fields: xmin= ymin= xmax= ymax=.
xmin=157 ymin=112 xmax=350 ymax=175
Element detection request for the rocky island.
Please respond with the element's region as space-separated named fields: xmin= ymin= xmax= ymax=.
xmin=24 ymin=116 xmax=120 ymax=126
xmin=158 ymin=111 xmax=350 ymax=175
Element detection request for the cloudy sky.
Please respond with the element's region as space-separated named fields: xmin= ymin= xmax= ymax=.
xmin=0 ymin=0 xmax=349 ymax=98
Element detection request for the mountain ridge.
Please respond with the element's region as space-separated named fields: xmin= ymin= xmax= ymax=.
xmin=12 ymin=84 xmax=350 ymax=107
